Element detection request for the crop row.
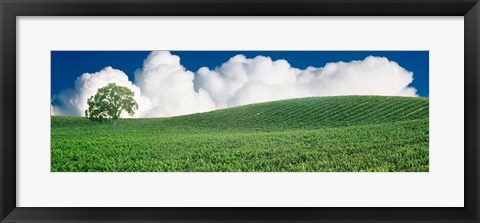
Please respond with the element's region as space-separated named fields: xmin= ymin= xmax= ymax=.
xmin=52 ymin=119 xmax=429 ymax=172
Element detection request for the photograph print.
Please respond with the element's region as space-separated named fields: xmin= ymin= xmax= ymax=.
xmin=51 ymin=51 xmax=429 ymax=172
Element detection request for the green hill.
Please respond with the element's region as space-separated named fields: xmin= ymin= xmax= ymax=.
xmin=51 ymin=96 xmax=429 ymax=172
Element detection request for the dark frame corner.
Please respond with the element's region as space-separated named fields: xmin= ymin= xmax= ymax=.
xmin=1 ymin=0 xmax=479 ymax=222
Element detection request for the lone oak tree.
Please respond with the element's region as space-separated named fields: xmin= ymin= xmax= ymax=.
xmin=85 ymin=83 xmax=138 ymax=121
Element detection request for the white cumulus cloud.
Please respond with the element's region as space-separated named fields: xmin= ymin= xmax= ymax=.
xmin=52 ymin=51 xmax=417 ymax=118
xmin=196 ymin=55 xmax=416 ymax=108
xmin=134 ymin=51 xmax=216 ymax=117
xmin=51 ymin=66 xmax=151 ymax=117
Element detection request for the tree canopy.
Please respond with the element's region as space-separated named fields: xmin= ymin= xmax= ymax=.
xmin=85 ymin=83 xmax=138 ymax=121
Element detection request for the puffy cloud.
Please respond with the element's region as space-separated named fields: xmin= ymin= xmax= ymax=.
xmin=196 ymin=55 xmax=416 ymax=108
xmin=195 ymin=55 xmax=302 ymax=108
xmin=52 ymin=51 xmax=417 ymax=118
xmin=297 ymin=56 xmax=416 ymax=97
xmin=134 ymin=51 xmax=216 ymax=117
xmin=51 ymin=67 xmax=151 ymax=118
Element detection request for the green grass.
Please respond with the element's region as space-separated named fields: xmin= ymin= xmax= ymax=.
xmin=51 ymin=96 xmax=429 ymax=172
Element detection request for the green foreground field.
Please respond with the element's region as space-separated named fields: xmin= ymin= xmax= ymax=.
xmin=51 ymin=96 xmax=429 ymax=172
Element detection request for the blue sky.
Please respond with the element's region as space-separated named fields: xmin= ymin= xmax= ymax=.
xmin=51 ymin=51 xmax=428 ymax=99
xmin=51 ymin=51 xmax=429 ymax=117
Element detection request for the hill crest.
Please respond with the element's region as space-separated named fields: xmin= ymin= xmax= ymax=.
xmin=53 ymin=96 xmax=429 ymax=132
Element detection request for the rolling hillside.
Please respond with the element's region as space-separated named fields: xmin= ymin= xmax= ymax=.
xmin=51 ymin=96 xmax=429 ymax=172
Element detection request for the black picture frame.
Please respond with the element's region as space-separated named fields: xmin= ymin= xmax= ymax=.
xmin=1 ymin=0 xmax=479 ymax=222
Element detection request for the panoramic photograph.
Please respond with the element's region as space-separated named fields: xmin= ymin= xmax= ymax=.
xmin=51 ymin=51 xmax=429 ymax=172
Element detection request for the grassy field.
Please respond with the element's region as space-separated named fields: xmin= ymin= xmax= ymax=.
xmin=51 ymin=96 xmax=429 ymax=172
